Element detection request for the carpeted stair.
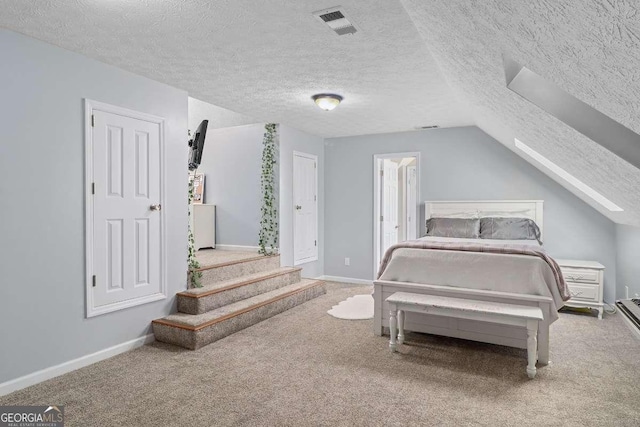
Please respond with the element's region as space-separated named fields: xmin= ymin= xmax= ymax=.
xmin=153 ymin=254 xmax=325 ymax=349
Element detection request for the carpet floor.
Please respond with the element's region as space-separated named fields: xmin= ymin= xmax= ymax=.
xmin=2 ymin=283 xmax=639 ymax=426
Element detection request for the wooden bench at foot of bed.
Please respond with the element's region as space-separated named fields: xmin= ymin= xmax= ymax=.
xmin=386 ymin=292 xmax=544 ymax=378
xmin=374 ymin=280 xmax=553 ymax=367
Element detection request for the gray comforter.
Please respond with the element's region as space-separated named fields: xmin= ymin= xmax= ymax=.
xmin=377 ymin=236 xmax=569 ymax=321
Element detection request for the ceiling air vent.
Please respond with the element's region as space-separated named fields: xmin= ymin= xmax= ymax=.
xmin=313 ymin=6 xmax=358 ymax=36
xmin=418 ymin=125 xmax=439 ymax=129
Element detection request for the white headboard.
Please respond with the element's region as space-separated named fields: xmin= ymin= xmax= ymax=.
xmin=424 ymin=200 xmax=544 ymax=239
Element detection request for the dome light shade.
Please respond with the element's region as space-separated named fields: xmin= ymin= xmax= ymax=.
xmin=312 ymin=94 xmax=343 ymax=111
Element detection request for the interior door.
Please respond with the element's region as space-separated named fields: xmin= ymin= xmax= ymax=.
xmin=89 ymin=105 xmax=165 ymax=317
xmin=406 ymin=165 xmax=417 ymax=240
xmin=293 ymin=152 xmax=318 ymax=265
xmin=381 ymin=159 xmax=399 ymax=258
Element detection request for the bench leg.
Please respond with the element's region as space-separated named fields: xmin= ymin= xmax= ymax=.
xmin=397 ymin=310 xmax=405 ymax=345
xmin=526 ymin=320 xmax=538 ymax=379
xmin=537 ymin=319 xmax=550 ymax=366
xmin=389 ymin=306 xmax=398 ymax=352
xmin=373 ymin=285 xmax=383 ymax=336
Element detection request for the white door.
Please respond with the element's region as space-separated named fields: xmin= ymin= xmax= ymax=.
xmin=381 ymin=160 xmax=399 ymax=258
xmin=293 ymin=152 xmax=318 ymax=265
xmin=86 ymin=101 xmax=166 ymax=317
xmin=406 ymin=165 xmax=417 ymax=240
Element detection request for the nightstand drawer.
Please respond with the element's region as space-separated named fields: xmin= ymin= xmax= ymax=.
xmin=567 ymin=282 xmax=599 ymax=302
xmin=561 ymin=267 xmax=600 ymax=284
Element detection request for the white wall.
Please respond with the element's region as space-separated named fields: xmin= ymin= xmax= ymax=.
xmin=0 ymin=30 xmax=188 ymax=385
xmin=188 ymin=96 xmax=258 ymax=131
xmin=279 ymin=125 xmax=325 ymax=278
xmin=194 ymin=123 xmax=265 ymax=247
xmin=324 ymin=127 xmax=618 ymax=302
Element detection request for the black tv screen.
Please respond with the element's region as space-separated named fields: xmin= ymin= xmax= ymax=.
xmin=188 ymin=120 xmax=208 ymax=171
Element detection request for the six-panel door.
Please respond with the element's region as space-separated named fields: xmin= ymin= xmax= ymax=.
xmin=90 ymin=108 xmax=163 ymax=315
xmin=293 ymin=152 xmax=318 ymax=265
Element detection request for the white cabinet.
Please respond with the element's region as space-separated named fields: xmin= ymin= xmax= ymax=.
xmin=193 ymin=204 xmax=216 ymax=250
xmin=556 ymin=259 xmax=605 ymax=319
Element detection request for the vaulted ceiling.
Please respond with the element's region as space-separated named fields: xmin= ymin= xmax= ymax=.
xmin=399 ymin=0 xmax=640 ymax=226
xmin=2 ymin=0 xmax=639 ymax=225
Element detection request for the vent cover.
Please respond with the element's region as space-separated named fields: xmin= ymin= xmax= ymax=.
xmin=417 ymin=125 xmax=439 ymax=129
xmin=313 ymin=6 xmax=358 ymax=36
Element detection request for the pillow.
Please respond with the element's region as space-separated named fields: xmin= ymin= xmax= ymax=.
xmin=426 ymin=217 xmax=480 ymax=238
xmin=479 ymin=217 xmax=542 ymax=243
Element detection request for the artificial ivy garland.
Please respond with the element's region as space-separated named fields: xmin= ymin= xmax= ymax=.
xmin=258 ymin=123 xmax=278 ymax=255
xmin=187 ymin=176 xmax=203 ymax=288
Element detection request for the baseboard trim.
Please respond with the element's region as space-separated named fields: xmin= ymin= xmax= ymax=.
xmin=214 ymin=244 xmax=261 ymax=252
xmin=0 ymin=334 xmax=155 ymax=397
xmin=318 ymin=275 xmax=373 ymax=286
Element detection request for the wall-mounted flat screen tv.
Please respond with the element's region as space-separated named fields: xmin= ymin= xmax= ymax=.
xmin=188 ymin=120 xmax=208 ymax=171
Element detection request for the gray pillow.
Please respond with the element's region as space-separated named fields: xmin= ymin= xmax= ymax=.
xmin=426 ymin=217 xmax=480 ymax=238
xmin=479 ymin=217 xmax=542 ymax=243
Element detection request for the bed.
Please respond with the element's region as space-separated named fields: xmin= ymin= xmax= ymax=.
xmin=373 ymin=200 xmax=567 ymax=365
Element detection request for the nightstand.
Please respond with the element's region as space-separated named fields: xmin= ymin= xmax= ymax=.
xmin=555 ymin=259 xmax=605 ymax=319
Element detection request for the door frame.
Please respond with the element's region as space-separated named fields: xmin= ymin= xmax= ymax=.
xmin=405 ymin=164 xmax=417 ymax=240
xmin=292 ymin=151 xmax=318 ymax=266
xmin=84 ymin=99 xmax=168 ymax=318
xmin=372 ymin=152 xmax=420 ymax=278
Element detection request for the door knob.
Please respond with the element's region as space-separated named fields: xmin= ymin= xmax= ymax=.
xmin=150 ymin=204 xmax=162 ymax=211
xmin=295 ymin=205 xmax=302 ymax=210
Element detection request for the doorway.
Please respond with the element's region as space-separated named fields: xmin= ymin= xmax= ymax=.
xmin=373 ymin=152 xmax=420 ymax=277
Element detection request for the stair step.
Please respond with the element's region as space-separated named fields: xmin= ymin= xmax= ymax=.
xmin=196 ymin=254 xmax=280 ymax=286
xmin=177 ymin=267 xmax=302 ymax=314
xmin=153 ymin=279 xmax=325 ymax=350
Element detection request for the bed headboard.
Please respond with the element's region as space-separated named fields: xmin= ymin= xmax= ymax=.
xmin=424 ymin=200 xmax=544 ymax=239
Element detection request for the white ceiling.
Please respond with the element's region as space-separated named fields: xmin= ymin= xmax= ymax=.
xmin=0 ymin=0 xmax=472 ymax=137
xmin=2 ymin=0 xmax=639 ymax=225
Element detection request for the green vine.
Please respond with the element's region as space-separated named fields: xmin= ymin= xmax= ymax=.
xmin=258 ymin=123 xmax=278 ymax=255
xmin=188 ymin=176 xmax=203 ymax=288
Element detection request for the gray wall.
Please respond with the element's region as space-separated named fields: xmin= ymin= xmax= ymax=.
xmin=188 ymin=96 xmax=258 ymax=131
xmin=194 ymin=124 xmax=265 ymax=247
xmin=616 ymin=225 xmax=640 ymax=299
xmin=0 ymin=30 xmax=188 ymax=384
xmin=279 ymin=125 xmax=325 ymax=278
xmin=324 ymin=126 xmax=617 ymax=302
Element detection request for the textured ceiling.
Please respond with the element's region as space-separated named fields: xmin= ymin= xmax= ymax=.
xmin=2 ymin=0 xmax=640 ymax=225
xmin=0 ymin=0 xmax=472 ymax=137
xmin=400 ymin=0 xmax=640 ymax=226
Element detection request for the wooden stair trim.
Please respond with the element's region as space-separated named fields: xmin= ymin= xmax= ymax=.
xmin=195 ymin=254 xmax=278 ymax=272
xmin=153 ymin=280 xmax=325 ymax=332
xmin=178 ymin=267 xmax=302 ymax=299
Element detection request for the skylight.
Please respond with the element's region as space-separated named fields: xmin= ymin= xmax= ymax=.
xmin=504 ymin=55 xmax=640 ymax=170
xmin=514 ymin=139 xmax=624 ymax=212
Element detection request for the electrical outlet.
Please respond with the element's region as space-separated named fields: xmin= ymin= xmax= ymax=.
xmin=344 ymin=257 xmax=350 ymax=266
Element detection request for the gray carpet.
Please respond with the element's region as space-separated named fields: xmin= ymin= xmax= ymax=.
xmin=2 ymin=283 xmax=639 ymax=426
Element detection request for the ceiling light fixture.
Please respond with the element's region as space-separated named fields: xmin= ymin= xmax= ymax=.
xmin=515 ymin=138 xmax=624 ymax=212
xmin=312 ymin=94 xmax=343 ymax=111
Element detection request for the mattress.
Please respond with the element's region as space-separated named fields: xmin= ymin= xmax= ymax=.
xmin=378 ymin=236 xmax=566 ymax=321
